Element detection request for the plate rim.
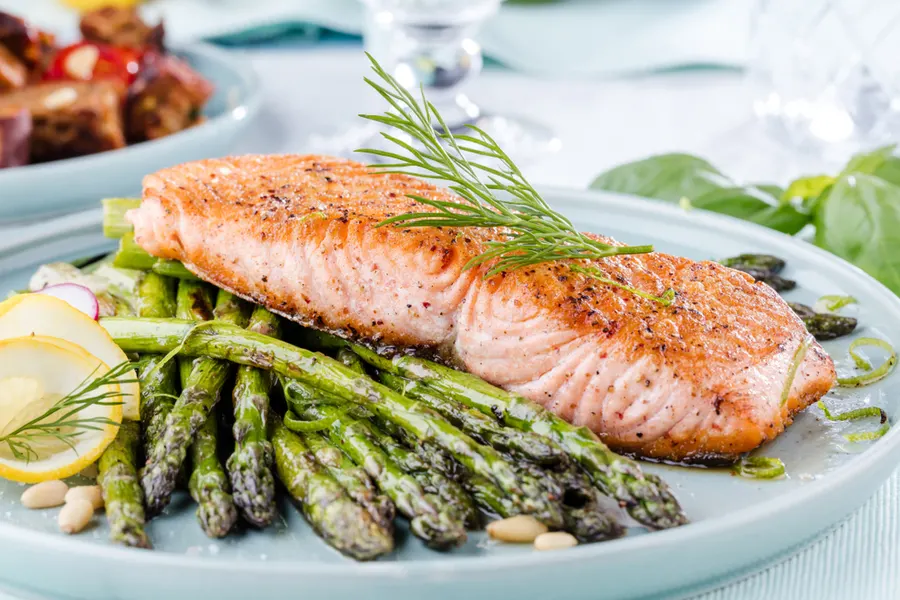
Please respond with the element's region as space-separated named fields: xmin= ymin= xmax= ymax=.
xmin=0 ymin=43 xmax=261 ymax=183
xmin=0 ymin=186 xmax=898 ymax=579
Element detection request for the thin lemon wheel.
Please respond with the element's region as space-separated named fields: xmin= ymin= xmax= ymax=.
xmin=0 ymin=294 xmax=140 ymax=420
xmin=0 ymin=336 xmax=123 ymax=484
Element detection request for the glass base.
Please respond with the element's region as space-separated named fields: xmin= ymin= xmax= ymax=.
xmin=304 ymin=113 xmax=560 ymax=167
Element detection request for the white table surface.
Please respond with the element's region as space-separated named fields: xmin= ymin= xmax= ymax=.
xmin=231 ymin=45 xmax=751 ymax=187
xmin=2 ymin=44 xmax=897 ymax=600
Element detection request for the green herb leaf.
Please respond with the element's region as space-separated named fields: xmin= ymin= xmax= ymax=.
xmin=590 ymin=155 xmax=810 ymax=234
xmin=814 ymin=174 xmax=900 ymax=295
xmin=691 ymin=186 xmax=810 ymax=235
xmin=842 ymin=144 xmax=897 ymax=176
xmin=781 ymin=175 xmax=835 ymax=206
xmin=589 ymin=153 xmax=732 ymax=203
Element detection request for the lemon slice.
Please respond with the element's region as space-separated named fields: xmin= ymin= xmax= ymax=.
xmin=0 ymin=294 xmax=140 ymax=420
xmin=0 ymin=336 xmax=123 ymax=483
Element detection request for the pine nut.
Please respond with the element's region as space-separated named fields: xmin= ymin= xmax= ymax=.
xmin=65 ymin=485 xmax=104 ymax=510
xmin=486 ymin=515 xmax=548 ymax=543
xmin=58 ymin=499 xmax=94 ymax=534
xmin=534 ymin=531 xmax=578 ymax=551
xmin=21 ymin=480 xmax=68 ymax=509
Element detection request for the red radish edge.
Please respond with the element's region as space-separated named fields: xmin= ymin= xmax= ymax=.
xmin=35 ymin=284 xmax=101 ymax=320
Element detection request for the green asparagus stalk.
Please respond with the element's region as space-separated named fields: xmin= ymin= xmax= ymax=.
xmin=104 ymin=317 xmax=565 ymax=528
xmin=101 ymin=197 xmax=141 ymax=239
xmin=378 ymin=371 xmax=564 ymax=466
xmin=300 ymin=431 xmax=396 ymax=532
xmin=136 ymin=272 xmax=176 ymax=319
xmin=307 ymin=331 xmax=687 ymax=530
xmin=189 ymin=406 xmax=239 ymax=538
xmin=114 ymin=233 xmax=199 ymax=281
xmin=226 ymin=307 xmax=280 ymax=528
xmin=140 ymin=292 xmax=248 ymax=517
xmin=332 ymin=350 xmax=478 ymax=528
xmin=376 ymin=372 xmax=619 ymax=539
xmin=271 ymin=415 xmax=394 ymax=561
xmin=175 ymin=281 xmax=215 ymax=386
xmin=553 ymin=461 xmax=625 ymax=542
xmin=285 ymin=400 xmax=467 ymax=549
xmin=98 ymin=421 xmax=151 ymax=549
xmin=136 ymin=273 xmax=179 ymax=458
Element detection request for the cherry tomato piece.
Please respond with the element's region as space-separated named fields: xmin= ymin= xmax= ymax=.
xmin=44 ymin=41 xmax=140 ymax=85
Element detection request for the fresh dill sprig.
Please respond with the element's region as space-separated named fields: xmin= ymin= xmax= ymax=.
xmin=0 ymin=360 xmax=140 ymax=462
xmin=358 ymin=53 xmax=674 ymax=305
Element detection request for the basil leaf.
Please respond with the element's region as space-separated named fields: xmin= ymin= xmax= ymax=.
xmin=589 ymin=153 xmax=732 ymax=203
xmin=842 ymin=144 xmax=897 ymax=175
xmin=692 ymin=186 xmax=810 ymax=235
xmin=782 ymin=175 xmax=835 ymax=205
xmin=814 ymin=173 xmax=900 ymax=295
xmin=755 ymin=184 xmax=785 ymax=199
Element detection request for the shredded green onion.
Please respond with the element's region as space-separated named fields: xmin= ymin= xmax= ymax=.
xmin=837 ymin=337 xmax=897 ymax=387
xmin=817 ymin=401 xmax=887 ymax=424
xmin=818 ymin=400 xmax=890 ymax=443
xmin=782 ymin=335 xmax=812 ymax=405
xmin=814 ymin=295 xmax=857 ymax=313
xmin=845 ymin=424 xmax=890 ymax=443
xmin=732 ymin=456 xmax=785 ymax=479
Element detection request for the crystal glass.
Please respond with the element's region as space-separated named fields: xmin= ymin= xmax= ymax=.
xmin=309 ymin=0 xmax=559 ymax=163
xmin=750 ymin=0 xmax=900 ymax=162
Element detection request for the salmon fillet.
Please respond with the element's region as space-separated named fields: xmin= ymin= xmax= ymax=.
xmin=130 ymin=154 xmax=836 ymax=464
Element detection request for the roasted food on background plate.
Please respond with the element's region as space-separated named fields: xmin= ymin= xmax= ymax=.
xmin=0 ymin=7 xmax=212 ymax=168
xmin=126 ymin=53 xmax=213 ymax=142
xmin=0 ymin=80 xmax=126 ymax=162
xmin=0 ymin=106 xmax=30 ymax=167
xmin=80 ymin=6 xmax=165 ymax=51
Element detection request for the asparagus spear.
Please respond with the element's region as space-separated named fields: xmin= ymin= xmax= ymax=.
xmin=175 ymin=281 xmax=215 ymax=386
xmin=376 ymin=372 xmax=620 ymax=539
xmin=285 ymin=400 xmax=468 ymax=549
xmin=104 ymin=318 xmax=565 ymax=528
xmin=140 ymin=292 xmax=248 ymax=517
xmin=114 ymin=233 xmax=199 ymax=281
xmin=300 ymin=431 xmax=396 ymax=532
xmin=226 ymin=307 xmax=280 ymax=528
xmin=305 ymin=331 xmax=687 ymax=530
xmin=98 ymin=421 xmax=151 ymax=549
xmin=271 ymin=415 xmax=394 ymax=561
xmin=332 ymin=351 xmax=478 ymax=528
xmin=136 ymin=273 xmax=179 ymax=458
xmin=136 ymin=272 xmax=176 ymax=319
xmin=188 ymin=406 xmax=238 ymax=538
xmin=378 ymin=371 xmax=564 ymax=466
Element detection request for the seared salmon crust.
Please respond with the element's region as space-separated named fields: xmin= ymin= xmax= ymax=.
xmin=131 ymin=154 xmax=836 ymax=464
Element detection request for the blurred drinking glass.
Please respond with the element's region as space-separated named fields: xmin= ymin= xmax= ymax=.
xmin=312 ymin=0 xmax=559 ymax=162
xmin=750 ymin=0 xmax=900 ymax=162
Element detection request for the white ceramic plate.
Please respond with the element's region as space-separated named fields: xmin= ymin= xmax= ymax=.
xmin=0 ymin=189 xmax=897 ymax=600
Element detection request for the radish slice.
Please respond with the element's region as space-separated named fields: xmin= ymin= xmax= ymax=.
xmin=35 ymin=284 xmax=100 ymax=320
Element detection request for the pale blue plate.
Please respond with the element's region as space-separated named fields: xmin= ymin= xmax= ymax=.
xmin=0 ymin=189 xmax=898 ymax=600
xmin=0 ymin=45 xmax=260 ymax=223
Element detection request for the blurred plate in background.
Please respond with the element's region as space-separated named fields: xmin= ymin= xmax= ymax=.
xmin=0 ymin=43 xmax=260 ymax=223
